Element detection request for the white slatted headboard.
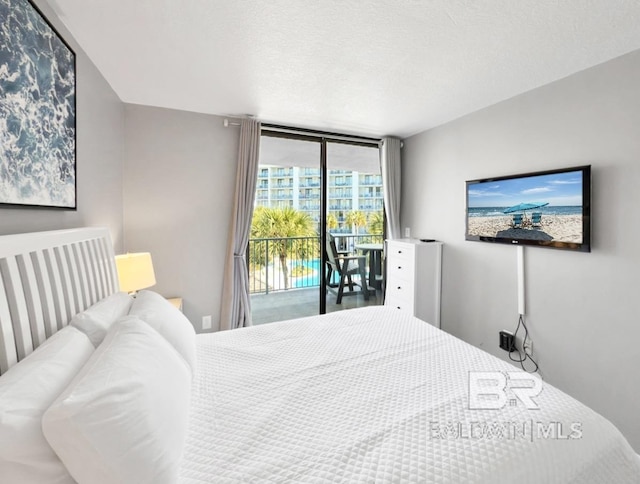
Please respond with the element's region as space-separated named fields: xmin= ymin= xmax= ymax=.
xmin=0 ymin=228 xmax=118 ymax=376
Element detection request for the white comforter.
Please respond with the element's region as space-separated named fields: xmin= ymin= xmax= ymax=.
xmin=178 ymin=307 xmax=640 ymax=483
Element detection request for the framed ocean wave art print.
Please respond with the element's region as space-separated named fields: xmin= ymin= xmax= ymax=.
xmin=0 ymin=0 xmax=76 ymax=209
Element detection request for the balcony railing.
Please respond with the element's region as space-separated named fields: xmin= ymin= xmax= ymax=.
xmin=273 ymin=169 xmax=293 ymax=176
xmin=248 ymin=233 xmax=384 ymax=295
xmin=359 ymin=176 xmax=382 ymax=186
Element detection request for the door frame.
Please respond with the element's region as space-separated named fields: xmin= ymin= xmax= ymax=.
xmin=260 ymin=128 xmax=382 ymax=315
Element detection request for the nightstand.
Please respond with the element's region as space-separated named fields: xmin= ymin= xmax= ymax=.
xmin=166 ymin=297 xmax=183 ymax=312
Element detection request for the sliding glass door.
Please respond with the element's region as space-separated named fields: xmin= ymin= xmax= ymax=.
xmin=325 ymin=142 xmax=384 ymax=314
xmin=249 ymin=134 xmax=321 ymax=324
xmin=249 ymin=131 xmax=382 ymax=325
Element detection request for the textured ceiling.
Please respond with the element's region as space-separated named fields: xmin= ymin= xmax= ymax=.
xmin=47 ymin=0 xmax=640 ymax=138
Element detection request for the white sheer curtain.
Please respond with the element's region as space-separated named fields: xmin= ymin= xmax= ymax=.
xmin=220 ymin=118 xmax=261 ymax=330
xmin=380 ymin=137 xmax=402 ymax=239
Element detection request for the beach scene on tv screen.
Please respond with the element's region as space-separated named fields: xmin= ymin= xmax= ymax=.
xmin=467 ymin=170 xmax=583 ymax=243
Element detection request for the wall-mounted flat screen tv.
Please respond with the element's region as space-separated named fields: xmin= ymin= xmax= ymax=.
xmin=465 ymin=165 xmax=591 ymax=252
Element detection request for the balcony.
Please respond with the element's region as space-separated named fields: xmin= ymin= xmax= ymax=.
xmin=249 ymin=234 xmax=384 ymax=323
xmin=273 ymin=168 xmax=293 ymax=176
xmin=251 ymin=287 xmax=382 ymax=325
xmin=359 ymin=176 xmax=382 ymax=186
xmin=330 ymin=191 xmax=352 ymax=198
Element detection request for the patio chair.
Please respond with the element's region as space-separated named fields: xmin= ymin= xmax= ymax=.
xmin=325 ymin=233 xmax=350 ymax=284
xmin=531 ymin=212 xmax=542 ymax=227
xmin=326 ymin=236 xmax=369 ymax=304
xmin=511 ymin=213 xmax=523 ymax=228
xmin=376 ymin=245 xmax=386 ymax=303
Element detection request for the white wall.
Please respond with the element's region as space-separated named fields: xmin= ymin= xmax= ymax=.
xmin=0 ymin=0 xmax=125 ymax=252
xmin=402 ymin=50 xmax=640 ymax=451
xmin=123 ymin=105 xmax=238 ymax=332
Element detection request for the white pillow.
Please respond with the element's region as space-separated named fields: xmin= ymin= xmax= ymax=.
xmin=0 ymin=326 xmax=94 ymax=484
xmin=42 ymin=316 xmax=191 ymax=484
xmin=70 ymin=291 xmax=133 ymax=346
xmin=129 ymin=290 xmax=196 ymax=375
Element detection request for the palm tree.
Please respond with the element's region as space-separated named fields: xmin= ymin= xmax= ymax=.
xmin=346 ymin=210 xmax=367 ymax=234
xmin=251 ymin=206 xmax=317 ymax=290
xmin=368 ymin=211 xmax=384 ymax=236
xmin=326 ymin=213 xmax=339 ymax=230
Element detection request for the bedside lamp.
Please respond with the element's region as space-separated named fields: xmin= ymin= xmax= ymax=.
xmin=115 ymin=252 xmax=156 ymax=294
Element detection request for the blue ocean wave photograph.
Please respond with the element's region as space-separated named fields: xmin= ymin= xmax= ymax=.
xmin=0 ymin=0 xmax=76 ymax=208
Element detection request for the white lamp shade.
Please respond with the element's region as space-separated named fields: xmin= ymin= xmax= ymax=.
xmin=115 ymin=253 xmax=156 ymax=293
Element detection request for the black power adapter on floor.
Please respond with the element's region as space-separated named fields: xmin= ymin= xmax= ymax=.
xmin=499 ymin=330 xmax=516 ymax=353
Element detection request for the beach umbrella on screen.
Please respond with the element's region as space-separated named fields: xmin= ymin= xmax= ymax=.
xmin=503 ymin=202 xmax=549 ymax=214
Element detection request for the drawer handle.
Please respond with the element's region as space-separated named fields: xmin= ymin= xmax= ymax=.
xmin=398 ymin=250 xmax=402 ymax=254
xmin=397 ymin=266 xmax=402 ymax=269
xmin=397 ymin=306 xmax=401 ymax=310
xmin=397 ymin=286 xmax=402 ymax=290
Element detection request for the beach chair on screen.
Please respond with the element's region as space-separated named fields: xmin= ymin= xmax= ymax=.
xmin=511 ymin=213 xmax=523 ymax=228
xmin=531 ymin=212 xmax=542 ymax=227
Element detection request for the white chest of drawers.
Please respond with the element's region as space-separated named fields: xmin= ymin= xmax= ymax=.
xmin=384 ymin=239 xmax=443 ymax=327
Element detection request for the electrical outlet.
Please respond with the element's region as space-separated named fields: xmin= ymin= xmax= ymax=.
xmin=202 ymin=315 xmax=212 ymax=330
xmin=405 ymin=227 xmax=411 ymax=238
xmin=523 ymin=340 xmax=533 ymax=357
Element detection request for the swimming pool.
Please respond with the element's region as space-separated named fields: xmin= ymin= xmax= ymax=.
xmin=292 ymin=259 xmax=322 ymax=288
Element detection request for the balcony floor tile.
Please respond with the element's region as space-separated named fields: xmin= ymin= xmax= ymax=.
xmin=251 ymin=287 xmax=383 ymax=325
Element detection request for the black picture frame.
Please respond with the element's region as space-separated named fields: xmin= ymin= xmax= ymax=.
xmin=0 ymin=0 xmax=77 ymax=209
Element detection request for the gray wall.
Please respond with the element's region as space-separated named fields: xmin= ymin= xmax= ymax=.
xmin=402 ymin=50 xmax=640 ymax=451
xmin=0 ymin=0 xmax=125 ymax=252
xmin=123 ymin=105 xmax=238 ymax=332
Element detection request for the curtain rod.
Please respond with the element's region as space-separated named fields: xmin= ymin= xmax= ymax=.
xmin=223 ymin=118 xmax=382 ymax=145
xmin=262 ymin=123 xmax=381 ymax=144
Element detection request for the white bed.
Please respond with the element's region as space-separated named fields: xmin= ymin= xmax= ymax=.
xmin=181 ymin=307 xmax=640 ymax=483
xmin=1 ymin=228 xmax=639 ymax=484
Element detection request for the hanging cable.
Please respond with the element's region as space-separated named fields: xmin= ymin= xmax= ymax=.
xmin=508 ymin=315 xmax=539 ymax=373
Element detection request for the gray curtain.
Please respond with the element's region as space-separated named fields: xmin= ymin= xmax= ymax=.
xmin=380 ymin=137 xmax=402 ymax=239
xmin=220 ymin=118 xmax=261 ymax=330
